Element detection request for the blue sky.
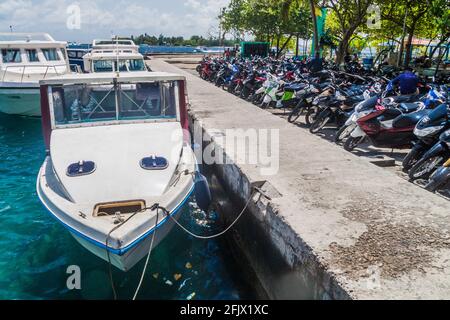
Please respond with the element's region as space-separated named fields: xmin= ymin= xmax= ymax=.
xmin=0 ymin=0 xmax=230 ymax=42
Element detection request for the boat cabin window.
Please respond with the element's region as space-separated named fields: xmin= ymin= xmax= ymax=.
xmin=92 ymin=59 xmax=146 ymax=72
xmin=128 ymin=59 xmax=146 ymax=71
xmin=26 ymin=49 xmax=40 ymax=62
xmin=116 ymin=60 xmax=128 ymax=72
xmin=51 ymin=80 xmax=179 ymax=126
xmin=2 ymin=49 xmax=22 ymax=63
xmin=93 ymin=60 xmax=113 ymax=72
xmin=42 ymin=48 xmax=61 ymax=61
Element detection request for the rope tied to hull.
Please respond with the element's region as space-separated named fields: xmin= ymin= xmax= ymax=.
xmin=105 ymin=204 xmax=159 ymax=300
xmin=158 ymin=186 xmax=257 ymax=240
xmin=105 ymin=186 xmax=259 ymax=300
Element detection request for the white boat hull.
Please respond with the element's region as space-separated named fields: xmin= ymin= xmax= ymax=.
xmin=0 ymin=86 xmax=41 ymax=117
xmin=37 ymin=139 xmax=197 ymax=272
xmin=71 ymin=201 xmax=184 ymax=271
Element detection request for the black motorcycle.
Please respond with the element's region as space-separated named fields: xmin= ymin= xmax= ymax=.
xmin=402 ymin=103 xmax=450 ymax=171
xmin=408 ymin=129 xmax=450 ymax=181
xmin=425 ymin=157 xmax=450 ymax=193
xmin=309 ymin=85 xmax=363 ymax=134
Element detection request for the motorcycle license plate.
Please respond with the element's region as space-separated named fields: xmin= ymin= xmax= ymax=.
xmin=306 ymin=97 xmax=313 ymax=103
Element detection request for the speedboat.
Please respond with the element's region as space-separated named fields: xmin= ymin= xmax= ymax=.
xmin=0 ymin=33 xmax=70 ymax=116
xmin=82 ymin=38 xmax=150 ymax=74
xmin=36 ymin=72 xmax=209 ymax=271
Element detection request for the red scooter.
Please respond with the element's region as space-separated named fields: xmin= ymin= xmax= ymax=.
xmin=344 ymin=96 xmax=430 ymax=151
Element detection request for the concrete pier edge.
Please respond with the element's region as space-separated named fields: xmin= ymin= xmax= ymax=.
xmin=149 ymin=58 xmax=450 ymax=300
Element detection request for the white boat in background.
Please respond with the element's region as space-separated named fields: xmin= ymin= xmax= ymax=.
xmin=82 ymin=38 xmax=150 ymax=74
xmin=0 ymin=33 xmax=70 ymax=116
xmin=36 ymin=72 xmax=208 ymax=271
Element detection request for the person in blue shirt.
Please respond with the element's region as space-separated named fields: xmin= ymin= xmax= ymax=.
xmin=387 ymin=67 xmax=419 ymax=95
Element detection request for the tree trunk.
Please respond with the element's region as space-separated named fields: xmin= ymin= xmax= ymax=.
xmin=277 ymin=35 xmax=293 ymax=59
xmin=309 ymin=0 xmax=320 ymax=59
xmin=404 ymin=29 xmax=415 ymax=67
xmin=429 ymin=33 xmax=450 ymax=58
xmin=276 ymin=35 xmax=281 ymax=57
xmin=397 ymin=35 xmax=405 ymax=67
xmin=425 ymin=36 xmax=437 ymax=57
xmin=335 ymin=31 xmax=352 ymax=65
xmin=435 ymin=45 xmax=449 ymax=77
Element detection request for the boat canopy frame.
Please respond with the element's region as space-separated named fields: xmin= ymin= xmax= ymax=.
xmin=39 ymin=72 xmax=189 ymax=149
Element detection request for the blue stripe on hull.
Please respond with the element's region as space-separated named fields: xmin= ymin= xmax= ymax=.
xmin=39 ymin=183 xmax=195 ymax=256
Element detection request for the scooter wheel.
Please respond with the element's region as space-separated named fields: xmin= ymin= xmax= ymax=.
xmin=334 ymin=125 xmax=353 ymax=144
xmin=309 ymin=115 xmax=330 ymax=134
xmin=288 ymin=106 xmax=303 ymax=123
xmin=305 ymin=107 xmax=319 ymax=126
xmin=344 ymin=136 xmax=365 ymax=152
xmin=424 ymin=178 xmax=443 ymax=192
xmin=402 ymin=148 xmax=422 ymax=172
xmin=408 ymin=156 xmax=443 ymax=181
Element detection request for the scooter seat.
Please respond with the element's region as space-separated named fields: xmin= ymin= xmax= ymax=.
xmin=392 ymin=110 xmax=430 ymax=129
xmin=284 ymin=83 xmax=307 ymax=92
xmin=399 ymin=103 xmax=420 ymax=113
xmin=349 ymin=95 xmax=365 ymax=104
xmin=317 ymin=83 xmax=330 ymax=90
xmin=392 ymin=94 xmax=421 ymax=104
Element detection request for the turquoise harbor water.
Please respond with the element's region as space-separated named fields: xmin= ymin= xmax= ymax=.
xmin=0 ymin=114 xmax=255 ymax=300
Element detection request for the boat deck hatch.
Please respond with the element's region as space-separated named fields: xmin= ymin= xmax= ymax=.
xmin=140 ymin=156 xmax=168 ymax=170
xmin=67 ymin=161 xmax=96 ymax=177
xmin=93 ymin=200 xmax=146 ymax=217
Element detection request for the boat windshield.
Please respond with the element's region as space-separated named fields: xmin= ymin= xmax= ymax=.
xmin=51 ymin=81 xmax=179 ymax=126
xmin=92 ymin=59 xmax=146 ymax=72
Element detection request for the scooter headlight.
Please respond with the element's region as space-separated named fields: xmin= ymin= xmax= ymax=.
xmin=414 ymin=125 xmax=444 ymax=138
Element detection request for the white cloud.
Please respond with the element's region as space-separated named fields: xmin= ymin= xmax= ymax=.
xmin=0 ymin=0 xmax=231 ymax=41
xmin=184 ymin=0 xmax=201 ymax=9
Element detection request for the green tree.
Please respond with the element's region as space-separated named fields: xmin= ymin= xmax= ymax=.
xmin=221 ymin=0 xmax=311 ymax=58
xmin=378 ymin=0 xmax=431 ymax=67
xmin=325 ymin=0 xmax=372 ymax=64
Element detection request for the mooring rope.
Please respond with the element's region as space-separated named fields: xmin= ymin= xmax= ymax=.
xmin=132 ymin=209 xmax=159 ymax=300
xmin=105 ymin=205 xmax=158 ymax=300
xmin=105 ymin=186 xmax=259 ymax=300
xmin=160 ymin=187 xmax=257 ymax=240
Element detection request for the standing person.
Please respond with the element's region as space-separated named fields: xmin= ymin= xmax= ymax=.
xmin=225 ymin=48 xmax=230 ymax=60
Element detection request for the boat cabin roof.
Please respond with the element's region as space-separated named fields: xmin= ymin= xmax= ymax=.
xmin=83 ymin=38 xmax=142 ymax=60
xmin=93 ymin=39 xmax=136 ymax=47
xmin=0 ymin=32 xmax=66 ymax=48
xmin=39 ymin=71 xmax=186 ymax=85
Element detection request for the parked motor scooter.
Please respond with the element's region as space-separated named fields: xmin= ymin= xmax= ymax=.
xmin=402 ymin=103 xmax=450 ymax=171
xmin=344 ymin=98 xmax=430 ymax=152
xmin=425 ymin=157 xmax=450 ymax=193
xmin=408 ymin=129 xmax=450 ymax=180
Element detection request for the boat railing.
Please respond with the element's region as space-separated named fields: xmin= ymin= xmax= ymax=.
xmin=1 ymin=64 xmax=67 ymax=82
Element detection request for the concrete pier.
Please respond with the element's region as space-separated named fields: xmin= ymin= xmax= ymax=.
xmin=149 ymin=58 xmax=450 ymax=300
